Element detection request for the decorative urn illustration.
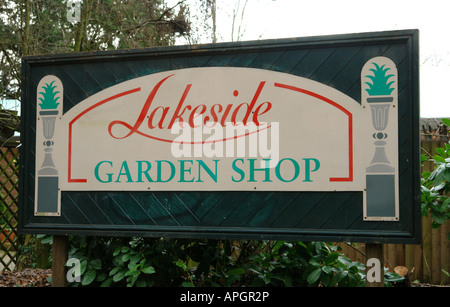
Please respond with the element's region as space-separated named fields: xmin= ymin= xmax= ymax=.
xmin=35 ymin=77 xmax=63 ymax=216
xmin=362 ymin=58 xmax=398 ymax=220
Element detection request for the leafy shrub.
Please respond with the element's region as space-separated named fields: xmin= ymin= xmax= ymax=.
xmin=67 ymin=236 xmax=186 ymax=287
xmin=421 ymin=118 xmax=450 ymax=236
xmin=65 ymin=237 xmax=401 ymax=287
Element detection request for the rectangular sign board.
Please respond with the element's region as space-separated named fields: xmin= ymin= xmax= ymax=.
xmin=19 ymin=30 xmax=421 ymax=243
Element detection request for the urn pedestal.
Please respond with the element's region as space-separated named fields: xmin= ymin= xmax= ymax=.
xmin=365 ymin=96 xmax=396 ymax=219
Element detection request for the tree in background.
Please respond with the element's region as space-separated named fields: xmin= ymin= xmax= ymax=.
xmin=0 ymin=0 xmax=191 ymax=130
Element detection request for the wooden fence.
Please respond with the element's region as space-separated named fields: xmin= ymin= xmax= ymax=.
xmin=0 ymin=146 xmax=19 ymax=271
xmin=0 ymin=138 xmax=449 ymax=284
xmin=337 ymin=215 xmax=449 ymax=285
xmin=338 ymin=138 xmax=449 ymax=285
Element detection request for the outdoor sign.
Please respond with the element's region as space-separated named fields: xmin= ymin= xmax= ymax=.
xmin=19 ymin=30 xmax=421 ymax=243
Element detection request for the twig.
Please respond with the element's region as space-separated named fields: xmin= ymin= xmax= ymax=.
xmin=343 ymin=242 xmax=366 ymax=257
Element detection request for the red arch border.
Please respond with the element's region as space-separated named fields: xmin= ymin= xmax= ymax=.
xmin=274 ymin=82 xmax=353 ymax=182
xmin=68 ymin=88 xmax=141 ymax=183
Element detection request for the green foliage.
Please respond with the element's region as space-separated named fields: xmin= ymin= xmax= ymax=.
xmin=67 ymin=236 xmax=187 ymax=287
xmin=0 ymin=193 xmax=13 ymax=229
xmin=64 ymin=238 xmax=402 ymax=287
xmin=15 ymin=234 xmax=53 ymax=270
xmin=241 ymin=241 xmax=365 ymax=287
xmin=365 ymin=63 xmax=395 ymax=96
xmin=0 ymin=0 xmax=191 ymax=102
xmin=421 ymin=119 xmax=450 ymax=236
xmin=38 ymin=81 xmax=60 ymax=110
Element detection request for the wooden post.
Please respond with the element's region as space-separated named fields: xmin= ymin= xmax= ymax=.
xmin=365 ymin=243 xmax=384 ymax=287
xmin=52 ymin=235 xmax=68 ymax=287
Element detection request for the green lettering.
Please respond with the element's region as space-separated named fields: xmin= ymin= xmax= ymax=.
xmin=248 ymin=159 xmax=272 ymax=182
xmin=115 ymin=161 xmax=133 ymax=182
xmin=179 ymin=160 xmax=195 ymax=182
xmin=303 ymin=158 xmax=320 ymax=182
xmin=275 ymin=158 xmax=299 ymax=182
xmin=156 ymin=160 xmax=175 ymax=182
xmin=232 ymin=159 xmax=245 ymax=182
xmin=196 ymin=160 xmax=218 ymax=183
xmin=94 ymin=160 xmax=113 ymax=183
xmin=136 ymin=160 xmax=153 ymax=182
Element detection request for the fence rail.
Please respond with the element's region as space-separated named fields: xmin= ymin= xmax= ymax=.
xmin=1 ymin=140 xmax=449 ymax=284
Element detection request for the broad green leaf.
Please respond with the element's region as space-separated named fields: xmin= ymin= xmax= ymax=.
xmin=435 ymin=148 xmax=447 ymax=158
xmin=122 ymin=253 xmax=131 ymax=262
xmin=322 ymin=265 xmax=333 ymax=274
xmin=113 ymin=270 xmax=127 ymax=282
xmin=40 ymin=236 xmax=53 ymax=244
xmin=82 ymin=269 xmax=96 ymax=286
xmin=325 ymin=252 xmax=339 ymax=264
xmin=307 ymin=268 xmax=322 ymax=284
xmin=80 ymin=259 xmax=88 ymax=275
xmin=433 ymin=167 xmax=446 ymax=185
xmin=141 ymin=265 xmax=156 ymax=274
xmin=440 ymin=197 xmax=450 ymax=212
xmin=96 ymin=273 xmax=107 ymax=282
xmin=100 ymin=278 xmax=113 ymax=287
xmin=127 ymin=263 xmax=139 ymax=272
xmin=434 ymin=155 xmax=446 ymax=164
xmin=314 ymin=242 xmax=323 ymax=254
xmin=127 ymin=274 xmax=139 ymax=287
xmin=421 ymin=154 xmax=429 ymax=163
xmin=109 ymin=266 xmax=120 ymax=276
xmin=431 ymin=211 xmax=446 ymax=225
xmin=129 ymin=254 xmax=142 ymax=265
xmin=90 ymin=259 xmax=101 ymax=270
xmin=445 ymin=168 xmax=450 ymax=181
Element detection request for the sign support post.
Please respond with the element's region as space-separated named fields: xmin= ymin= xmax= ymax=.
xmin=365 ymin=243 xmax=384 ymax=287
xmin=51 ymin=235 xmax=68 ymax=287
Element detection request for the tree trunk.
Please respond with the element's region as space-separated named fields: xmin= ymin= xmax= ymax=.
xmin=74 ymin=0 xmax=94 ymax=52
xmin=22 ymin=0 xmax=31 ymax=56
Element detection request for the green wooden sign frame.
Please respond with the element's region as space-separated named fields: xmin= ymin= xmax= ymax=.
xmin=19 ymin=30 xmax=421 ymax=244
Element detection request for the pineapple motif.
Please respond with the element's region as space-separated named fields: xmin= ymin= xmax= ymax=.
xmin=365 ymin=63 xmax=395 ymax=96
xmin=38 ymin=81 xmax=60 ymax=110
